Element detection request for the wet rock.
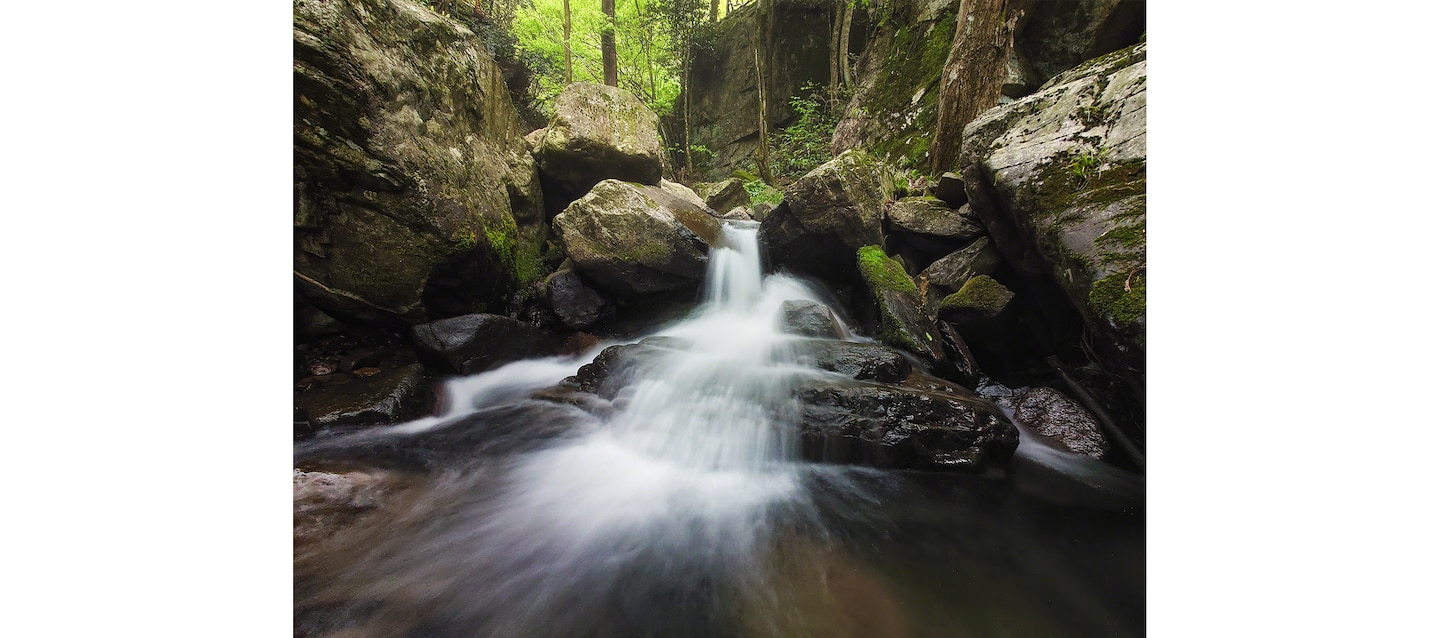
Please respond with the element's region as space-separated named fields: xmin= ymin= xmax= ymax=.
xmin=856 ymin=246 xmax=946 ymax=363
xmin=533 ymin=82 xmax=664 ymax=201
xmin=794 ymin=378 xmax=1017 ymax=472
xmin=1011 ymin=387 xmax=1108 ymax=459
xmin=546 ymin=266 xmax=608 ymax=330
xmin=786 ymin=340 xmax=911 ymax=383
xmin=694 ymin=178 xmax=752 ymax=213
xmin=779 ymin=300 xmax=846 ymax=339
xmin=554 ymin=179 xmax=722 ymax=299
xmin=294 ymin=363 xmax=431 ymax=429
xmin=294 ymin=468 xmax=403 ymax=549
xmin=759 ymin=150 xmax=890 ymax=284
xmin=411 ymin=313 xmax=553 ymax=375
xmin=886 ymin=197 xmax=985 ymax=242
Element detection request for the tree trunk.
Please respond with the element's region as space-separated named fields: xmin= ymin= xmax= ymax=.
xmin=636 ymin=0 xmax=656 ymax=102
xmin=930 ymin=0 xmax=1016 ymax=175
xmin=683 ymin=54 xmax=694 ymax=175
xmin=754 ymin=0 xmax=775 ymax=184
xmin=602 ymin=0 xmax=618 ymax=87
xmin=829 ymin=0 xmax=842 ymax=101
xmin=838 ymin=1 xmax=854 ymax=90
xmin=711 ymin=0 xmax=720 ymax=22
xmin=562 ymin=0 xmax=573 ymax=84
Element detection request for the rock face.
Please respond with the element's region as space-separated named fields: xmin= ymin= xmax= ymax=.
xmin=960 ymin=42 xmax=1146 ymax=390
xmin=293 ymin=0 xmax=544 ymax=324
xmin=1016 ymin=0 xmax=1148 ymax=85
xmin=294 ymin=363 xmax=431 ymax=429
xmin=759 ymin=150 xmax=891 ymax=283
xmin=411 ymin=313 xmax=553 ymax=374
xmin=533 ymin=82 xmax=664 ymax=203
xmin=1011 ymin=387 xmax=1108 ymax=459
xmin=679 ymin=0 xmax=857 ymax=180
xmin=554 ymin=180 xmax=722 ymax=299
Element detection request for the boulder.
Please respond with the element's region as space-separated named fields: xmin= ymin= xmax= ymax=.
xmin=554 ymin=180 xmax=722 ymax=299
xmin=795 ymin=378 xmax=1018 ymax=472
xmin=931 ymin=171 xmax=968 ymax=208
xmin=694 ymin=178 xmax=753 ymax=214
xmin=856 ymin=246 xmax=945 ymax=362
xmin=411 ymin=313 xmax=553 ymax=375
xmin=545 ymin=265 xmax=608 ymax=330
xmin=533 ymin=82 xmax=664 ymax=202
xmin=657 ymin=179 xmax=717 ymax=214
xmin=1011 ymin=387 xmax=1108 ymax=459
xmin=886 ymin=197 xmax=985 ymax=241
xmin=937 ymin=275 xmax=1015 ymax=322
xmin=919 ymin=237 xmax=1003 ymax=296
xmin=960 ymin=42 xmax=1146 ymax=390
xmin=760 ymin=151 xmax=891 ymax=283
xmin=779 ymin=299 xmax=846 ymax=339
xmin=293 ymin=0 xmax=545 ymax=324
xmin=719 ymin=206 xmax=754 ymax=221
xmin=786 ymin=339 xmax=911 ymax=383
xmin=293 ymin=363 xmax=431 ymax=430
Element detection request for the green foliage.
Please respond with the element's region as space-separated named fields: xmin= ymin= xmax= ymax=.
xmin=770 ymin=82 xmax=848 ymax=182
xmin=1066 ymin=145 xmax=1108 ymax=184
xmin=742 ymin=178 xmax=783 ymax=205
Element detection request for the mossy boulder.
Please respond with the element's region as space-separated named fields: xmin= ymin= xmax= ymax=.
xmin=938 ymin=275 xmax=1014 ymax=320
xmin=856 ymin=246 xmax=945 ymax=363
xmin=918 ymin=237 xmax=1002 ymax=311
xmin=960 ymin=42 xmax=1146 ymax=388
xmin=759 ymin=150 xmax=891 ymax=284
xmin=293 ymin=0 xmax=544 ymax=325
xmin=554 ymin=180 xmax=722 ymax=299
xmin=534 ymin=82 xmax=664 ymax=203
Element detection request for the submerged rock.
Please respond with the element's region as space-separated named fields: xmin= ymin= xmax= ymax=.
xmin=554 ymin=179 xmax=721 ymax=299
xmin=795 ymin=378 xmax=1017 ymax=472
xmin=759 ymin=150 xmax=890 ymax=284
xmin=411 ymin=313 xmax=552 ymax=374
xmin=294 ymin=363 xmax=431 ymax=430
xmin=533 ymin=82 xmax=664 ymax=201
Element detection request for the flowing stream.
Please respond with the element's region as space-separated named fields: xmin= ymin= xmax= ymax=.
xmin=295 ymin=222 xmax=1144 ymax=638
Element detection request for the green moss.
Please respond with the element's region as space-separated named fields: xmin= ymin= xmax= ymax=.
xmin=1098 ymin=221 xmax=1145 ymax=250
xmin=1088 ymin=271 xmax=1145 ymax=326
xmin=939 ymin=275 xmax=1014 ymax=316
xmin=857 ymin=245 xmax=918 ymax=295
xmin=481 ymin=215 xmax=544 ymax=286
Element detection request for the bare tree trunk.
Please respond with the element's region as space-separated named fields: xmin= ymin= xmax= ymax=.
xmin=930 ymin=0 xmax=1016 ymax=175
xmin=635 ymin=0 xmax=656 ymax=102
xmin=602 ymin=0 xmax=618 ymax=87
xmin=754 ymin=0 xmax=775 ymax=184
xmin=711 ymin=0 xmax=720 ymax=22
xmin=829 ymin=0 xmax=842 ymax=101
xmin=683 ymin=55 xmax=694 ymax=175
xmin=838 ymin=1 xmax=854 ymax=90
xmin=563 ymin=0 xmax=573 ymax=84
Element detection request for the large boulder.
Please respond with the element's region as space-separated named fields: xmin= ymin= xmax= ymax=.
xmin=759 ymin=150 xmax=891 ymax=284
xmin=545 ymin=264 xmax=608 ymax=330
xmin=886 ymin=197 xmax=986 ymax=242
xmin=411 ymin=313 xmax=553 ymax=375
xmin=533 ymin=82 xmax=664 ymax=203
xmin=694 ymin=178 xmax=753 ymax=214
xmin=293 ymin=0 xmax=545 ymax=324
xmin=960 ymin=42 xmax=1146 ymax=390
xmin=554 ymin=180 xmax=722 ymax=299
xmin=918 ymin=237 xmax=1003 ymax=315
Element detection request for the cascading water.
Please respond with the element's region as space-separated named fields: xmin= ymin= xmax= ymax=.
xmin=295 ymin=222 xmax=1144 ymax=638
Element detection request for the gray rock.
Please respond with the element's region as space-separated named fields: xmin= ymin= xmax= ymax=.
xmin=554 ymin=180 xmax=722 ymax=299
xmin=887 ymin=197 xmax=985 ymax=241
xmin=546 ymin=266 xmax=607 ymax=330
xmin=694 ymin=178 xmax=753 ymax=213
xmin=719 ymin=206 xmax=754 ymax=221
xmin=779 ymin=299 xmax=846 ymax=339
xmin=786 ymin=340 xmax=911 ymax=383
xmin=411 ymin=314 xmax=552 ymax=374
xmin=920 ymin=237 xmax=1002 ymax=293
xmin=931 ymin=171 xmax=968 ymax=208
xmin=1012 ymin=387 xmax=1108 ymax=459
xmin=760 ymin=151 xmax=891 ymax=283
xmin=534 ymin=82 xmax=664 ymax=200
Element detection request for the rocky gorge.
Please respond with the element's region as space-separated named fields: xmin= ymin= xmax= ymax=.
xmin=293 ymin=1 xmax=1146 ymax=636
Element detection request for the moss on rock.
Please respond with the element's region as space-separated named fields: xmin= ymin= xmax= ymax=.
xmin=857 ymin=245 xmax=919 ymax=295
xmin=939 ymin=275 xmax=1014 ymax=316
xmin=1087 ymin=270 xmax=1145 ymax=327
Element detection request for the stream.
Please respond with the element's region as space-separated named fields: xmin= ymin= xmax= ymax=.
xmin=294 ymin=222 xmax=1144 ymax=638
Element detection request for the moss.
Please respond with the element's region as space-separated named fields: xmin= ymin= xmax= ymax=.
xmin=481 ymin=215 xmax=543 ymax=286
xmin=1088 ymin=271 xmax=1145 ymax=326
xmin=857 ymin=245 xmax=918 ymax=295
xmin=1098 ymin=221 xmax=1145 ymax=250
xmin=939 ymin=275 xmax=1014 ymax=315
